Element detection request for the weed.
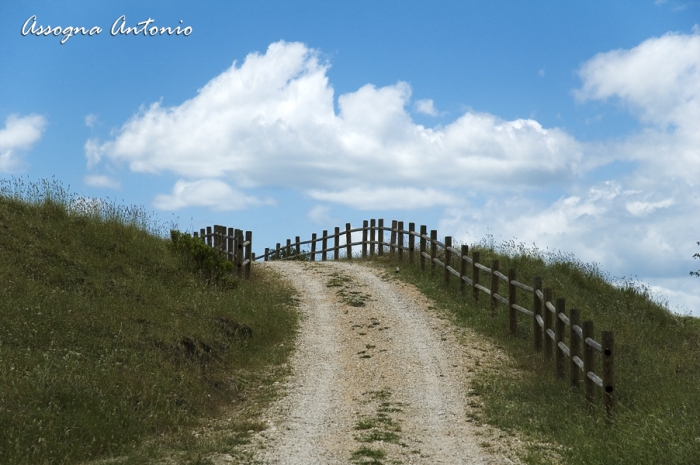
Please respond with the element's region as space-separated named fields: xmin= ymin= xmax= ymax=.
xmin=352 ymin=388 xmax=404 ymax=462
xmin=327 ymin=271 xmax=372 ymax=307
xmin=351 ymin=446 xmax=386 ymax=463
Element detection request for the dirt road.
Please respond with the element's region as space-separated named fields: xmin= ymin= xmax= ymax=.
xmin=246 ymin=260 xmax=521 ymax=464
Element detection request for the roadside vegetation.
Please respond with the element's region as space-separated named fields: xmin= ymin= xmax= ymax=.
xmin=0 ymin=177 xmax=299 ymax=464
xmin=372 ymin=240 xmax=700 ymax=465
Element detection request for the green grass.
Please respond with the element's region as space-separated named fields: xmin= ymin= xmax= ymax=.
xmin=372 ymin=241 xmax=700 ymax=465
xmin=352 ymin=389 xmax=405 ymax=463
xmin=0 ymin=177 xmax=299 ymax=464
xmin=326 ymin=271 xmax=372 ymax=307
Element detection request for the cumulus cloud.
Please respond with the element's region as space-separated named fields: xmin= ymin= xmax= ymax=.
xmin=308 ymin=187 xmax=458 ymax=210
xmin=84 ymin=174 xmax=120 ymax=189
xmin=0 ymin=114 xmax=47 ymax=172
xmin=413 ymin=98 xmax=438 ymax=116
xmin=574 ymin=30 xmax=700 ymax=131
xmin=87 ymin=40 xmax=583 ymax=210
xmin=440 ymin=179 xmax=695 ymax=280
xmin=152 ymin=179 xmax=275 ymax=211
xmin=574 ymin=28 xmax=700 ymax=198
xmin=82 ymin=35 xmax=700 ymax=313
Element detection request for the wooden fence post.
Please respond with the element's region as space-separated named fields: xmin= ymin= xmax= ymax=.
xmin=430 ymin=230 xmax=437 ymax=274
xmin=390 ymin=220 xmax=397 ymax=258
xmin=311 ymin=233 xmax=317 ymax=262
xmin=533 ymin=277 xmax=542 ymax=352
xmin=236 ymin=229 xmax=244 ymax=278
xmin=322 ymin=230 xmax=328 ymax=261
xmin=602 ymin=331 xmax=616 ymax=419
xmin=206 ymin=226 xmax=213 ymax=247
xmin=555 ymin=298 xmax=566 ymax=381
xmin=378 ymin=219 xmax=384 ymax=256
xmin=408 ymin=223 xmax=415 ymax=264
xmin=213 ymin=225 xmax=219 ymax=251
xmin=508 ymin=268 xmax=517 ymax=336
xmin=334 ymin=226 xmax=340 ymax=260
xmin=245 ymin=231 xmax=252 ymax=278
xmin=286 ymin=238 xmax=291 ymax=259
xmin=570 ymin=308 xmax=581 ymax=389
xmin=472 ymin=251 xmax=480 ymax=303
xmin=370 ymin=219 xmax=376 ymax=257
xmin=222 ymin=226 xmax=228 ymax=257
xmin=295 ymin=236 xmax=301 ymax=259
xmin=200 ymin=228 xmax=205 ymax=242
xmin=346 ymin=223 xmax=352 ymax=259
xmin=490 ymin=260 xmax=499 ymax=318
xmin=583 ymin=320 xmax=595 ymax=409
xmin=228 ymin=227 xmax=235 ymax=263
xmin=444 ymin=236 xmax=452 ymax=286
xmin=362 ymin=220 xmax=368 ymax=258
xmin=219 ymin=225 xmax=226 ymax=255
xmin=264 ymin=247 xmax=269 ymax=262
xmin=397 ymin=221 xmax=404 ymax=262
xmin=275 ymin=242 xmax=281 ymax=261
xmin=419 ymin=225 xmax=427 ymax=271
xmin=544 ymin=288 xmax=553 ymax=359
xmin=459 ymin=245 xmax=468 ymax=296
xmin=222 ymin=225 xmax=227 ymax=253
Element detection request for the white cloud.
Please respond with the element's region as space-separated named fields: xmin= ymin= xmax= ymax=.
xmin=438 ymin=177 xmax=700 ymax=313
xmin=574 ymin=30 xmax=700 ymax=131
xmin=307 ymin=205 xmax=336 ymax=225
xmin=85 ymin=114 xmax=98 ymax=128
xmin=413 ymin=98 xmax=438 ymax=116
xmin=152 ymin=179 xmax=275 ymax=211
xmin=574 ymin=28 xmax=700 ymax=188
xmin=538 ymin=69 xmax=545 ymax=77
xmin=84 ymin=36 xmax=700 ymax=314
xmin=625 ymin=198 xmax=674 ymax=217
xmin=87 ymin=40 xmax=583 ymax=209
xmin=0 ymin=114 xmax=47 ymax=172
xmin=84 ymin=174 xmax=120 ymax=189
xmin=308 ymin=187 xmax=458 ymax=210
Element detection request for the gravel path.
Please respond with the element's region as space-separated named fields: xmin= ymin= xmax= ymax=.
xmin=246 ymin=260 xmax=522 ymax=464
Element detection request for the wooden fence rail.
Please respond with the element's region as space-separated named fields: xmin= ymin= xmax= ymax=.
xmin=247 ymin=218 xmax=615 ymax=418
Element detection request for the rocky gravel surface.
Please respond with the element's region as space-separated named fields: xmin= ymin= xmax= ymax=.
xmin=237 ymin=260 xmax=525 ymax=464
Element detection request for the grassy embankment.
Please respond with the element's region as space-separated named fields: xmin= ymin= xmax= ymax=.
xmin=372 ymin=240 xmax=700 ymax=465
xmin=0 ymin=177 xmax=299 ymax=464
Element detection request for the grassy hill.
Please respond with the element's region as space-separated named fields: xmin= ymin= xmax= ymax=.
xmin=0 ymin=178 xmax=298 ymax=464
xmin=3 ymin=176 xmax=699 ymax=464
xmin=376 ymin=239 xmax=700 ymax=464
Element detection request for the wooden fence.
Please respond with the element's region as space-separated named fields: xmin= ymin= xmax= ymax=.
xmin=194 ymin=225 xmax=253 ymax=279
xmin=252 ymin=218 xmax=616 ymax=418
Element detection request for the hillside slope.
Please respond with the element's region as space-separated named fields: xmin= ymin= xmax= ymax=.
xmin=376 ymin=241 xmax=700 ymax=465
xmin=0 ymin=186 xmax=298 ymax=464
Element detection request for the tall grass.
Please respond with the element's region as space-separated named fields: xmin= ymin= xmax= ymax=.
xmin=0 ymin=177 xmax=298 ymax=464
xmin=374 ymin=238 xmax=700 ymax=464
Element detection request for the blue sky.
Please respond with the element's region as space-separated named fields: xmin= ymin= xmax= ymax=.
xmin=1 ymin=1 xmax=699 ymax=315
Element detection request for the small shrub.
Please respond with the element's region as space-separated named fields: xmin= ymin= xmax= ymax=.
xmin=169 ymin=230 xmax=234 ymax=284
